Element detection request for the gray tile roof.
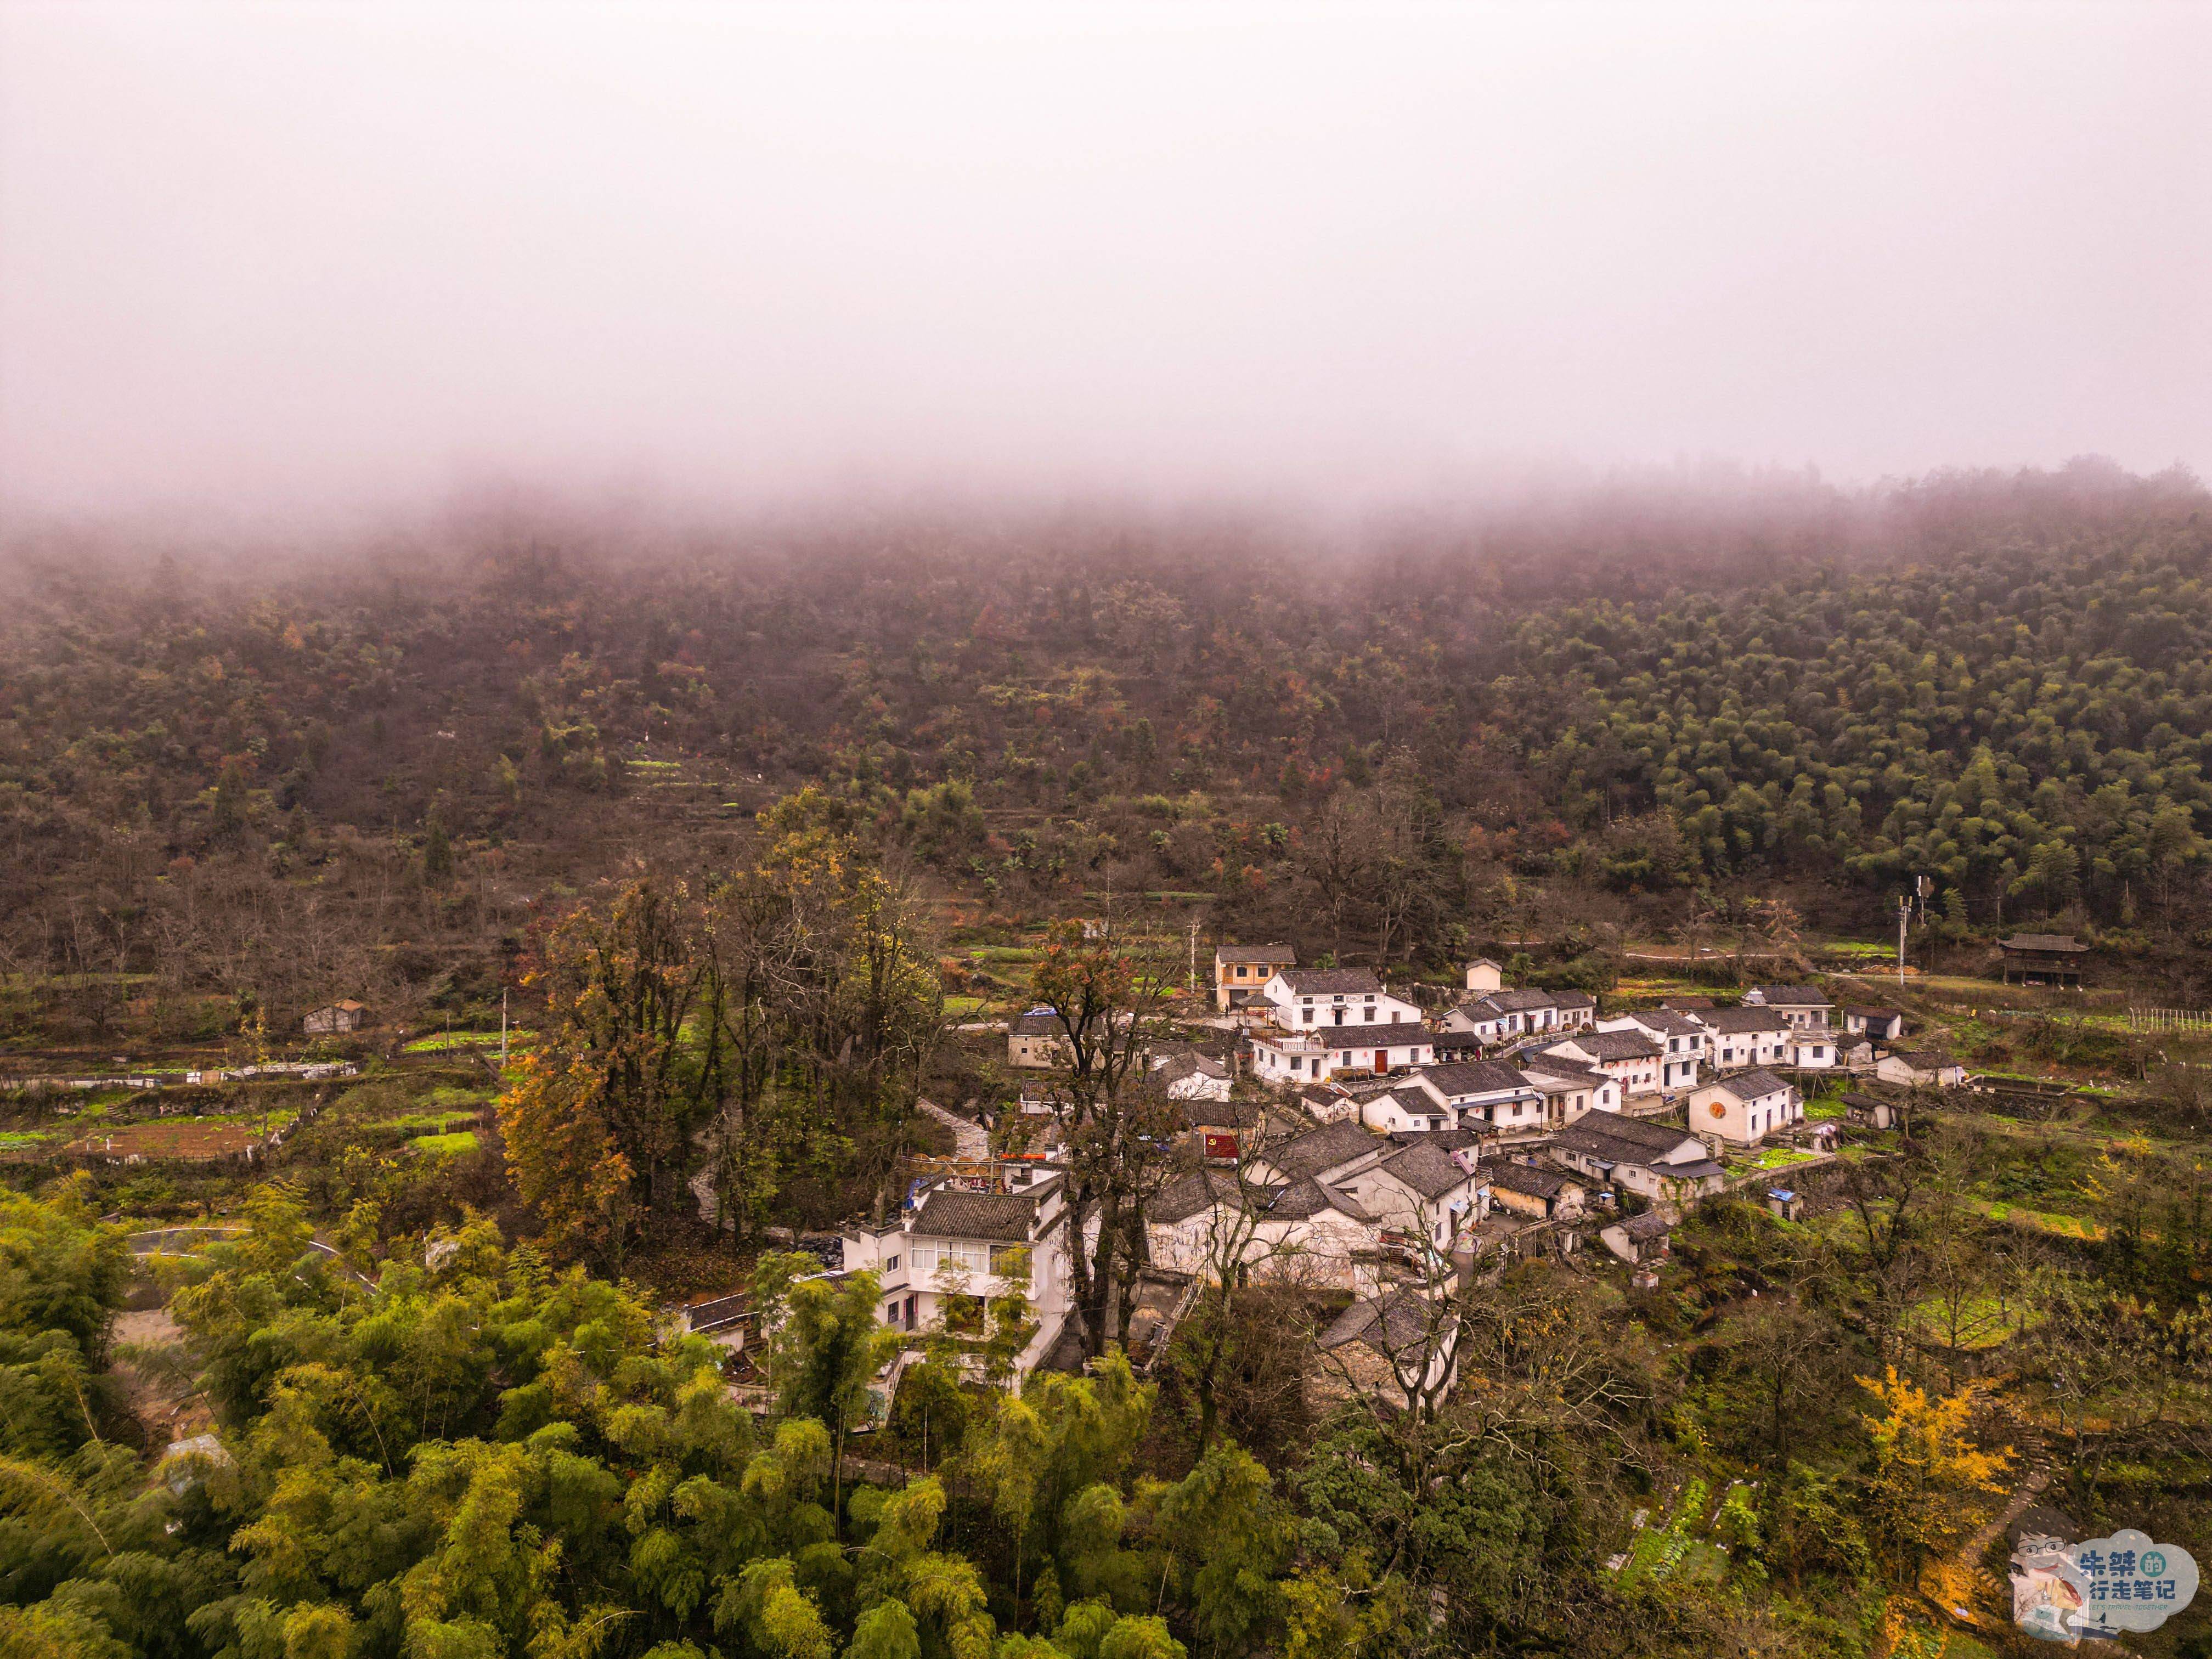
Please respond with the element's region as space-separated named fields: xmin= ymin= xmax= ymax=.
xmin=1483 ymin=1161 xmax=1577 ymax=1199
xmin=1415 ymin=1059 xmax=1534 ymax=1098
xmin=1149 ymin=1169 xmax=1249 ymax=1224
xmin=1707 ymin=1068 xmax=1792 ymax=1101
xmin=1276 ymin=1022 xmax=1435 ymax=1048
xmin=1998 ymin=933 xmax=2087 ymax=952
xmin=1265 ymin=1119 xmax=1384 ymax=1180
xmin=911 ymin=1187 xmax=1044 ymax=1242
xmin=1267 ymin=1177 xmax=1372 ymax=1221
xmin=1216 ymin=943 xmax=1297 ymax=965
xmin=1547 ymin=1030 xmax=1661 ymax=1063
xmin=1318 ymin=1290 xmax=1445 ymax=1352
xmin=1616 ymin=1008 xmax=1706 ymax=1036
xmin=1011 ymin=1010 xmax=1064 ymax=1037
xmin=1695 ymin=1007 xmax=1791 ymax=1035
xmin=1377 ymin=1138 xmax=1474 ymax=1200
xmin=1551 ymin=1114 xmax=1708 ymax=1163
xmin=1277 ymin=968 xmax=1386 ymax=996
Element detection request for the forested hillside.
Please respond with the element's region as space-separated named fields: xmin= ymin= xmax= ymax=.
xmin=1 ymin=461 xmax=2208 ymax=1033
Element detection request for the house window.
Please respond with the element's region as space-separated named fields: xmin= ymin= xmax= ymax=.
xmin=884 ymin=1255 xmax=900 ymax=1272
xmin=915 ymin=1239 xmax=991 ymax=1276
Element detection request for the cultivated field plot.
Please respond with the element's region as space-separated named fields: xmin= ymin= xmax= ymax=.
xmin=64 ymin=1118 xmax=266 ymax=1159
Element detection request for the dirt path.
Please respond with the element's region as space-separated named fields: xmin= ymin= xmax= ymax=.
xmin=1959 ymin=1427 xmax=2053 ymax=1570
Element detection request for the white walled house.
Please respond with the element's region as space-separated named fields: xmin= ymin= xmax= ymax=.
xmin=842 ymin=1173 xmax=1075 ymax=1376
xmin=1545 ymin=1116 xmax=1727 ymax=1204
xmin=1692 ymin=1007 xmax=1795 ymax=1073
xmin=1144 ymin=1168 xmax=1381 ymax=1291
xmin=1526 ymin=1029 xmax=1667 ymax=1100
xmin=1437 ymin=987 xmax=1598 ymax=1046
xmin=1742 ymin=985 xmax=1836 ymax=1029
xmin=1843 ymin=1007 xmax=1908 ymax=1041
xmin=1357 ymin=1081 xmax=1458 ymax=1134
xmin=1875 ymin=1049 xmax=1968 ymax=1088
xmin=1596 ymin=1010 xmax=1707 ymax=1092
xmin=1465 ymin=957 xmax=1505 ymax=992
xmin=1249 ymin=1022 xmax=1436 ymax=1087
xmin=1262 ymin=968 xmax=1424 ymax=1032
xmin=1150 ymin=1049 xmax=1233 ymax=1101
xmin=1787 ymin=1031 xmax=1840 ymax=1070
xmin=1514 ymin=1057 xmax=1620 ymax=1128
xmin=1337 ymin=1138 xmax=1491 ymax=1255
xmin=1404 ymin=1059 xmax=1548 ymax=1138
xmin=1688 ymin=1068 xmax=1802 ymax=1147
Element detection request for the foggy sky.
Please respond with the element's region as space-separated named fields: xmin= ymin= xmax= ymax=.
xmin=2 ymin=2 xmax=2207 ymax=523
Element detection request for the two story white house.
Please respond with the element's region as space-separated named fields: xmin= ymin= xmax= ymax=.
xmin=1742 ymin=985 xmax=1836 ymax=1029
xmin=1595 ymin=1009 xmax=1707 ymax=1092
xmin=1523 ymin=1028 xmax=1667 ymax=1101
xmin=1403 ymin=1059 xmax=1548 ymax=1138
xmin=1261 ymin=968 xmax=1424 ymax=1031
xmin=842 ymin=1170 xmax=1076 ymax=1376
xmin=1691 ymin=1006 xmax=1795 ymax=1072
xmin=1249 ymin=1021 xmax=1437 ymax=1086
xmin=1436 ymin=987 xmax=1598 ymax=1046
xmin=1335 ymin=1138 xmax=1491 ymax=1255
xmin=1513 ymin=1055 xmax=1620 ymax=1129
xmin=1688 ymin=1068 xmax=1802 ymax=1147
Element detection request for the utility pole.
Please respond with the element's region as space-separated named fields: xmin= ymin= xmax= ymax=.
xmin=1897 ymin=895 xmax=1910 ymax=990
xmin=500 ymin=987 xmax=509 ymax=1069
xmin=1188 ymin=918 xmax=1198 ymax=995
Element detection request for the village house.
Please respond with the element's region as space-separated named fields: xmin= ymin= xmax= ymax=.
xmin=1691 ymin=1006 xmax=1794 ymax=1072
xmin=302 ymin=999 xmax=366 ymax=1035
xmin=1248 ymin=1118 xmax=1390 ymax=1188
xmin=1741 ymin=985 xmax=1836 ymax=1028
xmin=1841 ymin=1090 xmax=1910 ymax=1130
xmin=1465 ymin=957 xmax=1505 ymax=993
xmin=1312 ymin=1290 xmax=1460 ymax=1415
xmin=1514 ymin=1055 xmax=1621 ymax=1128
xmin=1875 ymin=1048 xmax=1968 ymax=1088
xmin=1842 ymin=1006 xmax=1908 ymax=1041
xmin=841 ymin=1173 xmax=1075 ymax=1375
xmin=1596 ymin=1009 xmax=1707 ymax=1091
xmin=1006 ymin=1008 xmax=1072 ymax=1069
xmin=1687 ymin=1068 xmax=1802 ymax=1147
xmin=1143 ymin=1167 xmax=1380 ymax=1291
xmin=1336 ymin=1138 xmax=1492 ymax=1254
xmin=1248 ymin=1018 xmax=1436 ymax=1086
xmin=1351 ymin=1079 xmax=1458 ymax=1134
xmin=1545 ymin=1115 xmax=1727 ymax=1203
xmin=1401 ymin=1059 xmax=1548 ymax=1137
xmin=1385 ymin=1125 xmax=1492 ymax=1173
xmin=1437 ymin=987 xmax=1598 ymax=1046
xmin=1997 ymin=932 xmax=2091 ymax=988
xmin=1150 ymin=1048 xmax=1233 ymax=1101
xmin=1290 ymin=1082 xmax=1359 ymax=1124
xmin=1214 ymin=943 xmax=1297 ymax=1009
xmin=1261 ymin=968 xmax=1423 ymax=1031
xmin=1481 ymin=1158 xmax=1588 ymax=1221
xmin=1524 ymin=1028 xmax=1667 ymax=1102
xmin=1788 ymin=1029 xmax=1841 ymax=1069
xmin=1599 ymin=1210 xmax=1672 ymax=1268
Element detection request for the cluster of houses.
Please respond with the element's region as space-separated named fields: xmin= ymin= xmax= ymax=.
xmin=896 ymin=947 xmax=1965 ymax=1408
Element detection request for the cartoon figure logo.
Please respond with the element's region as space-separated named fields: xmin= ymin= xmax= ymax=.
xmin=2013 ymin=1527 xmax=2197 ymax=1640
